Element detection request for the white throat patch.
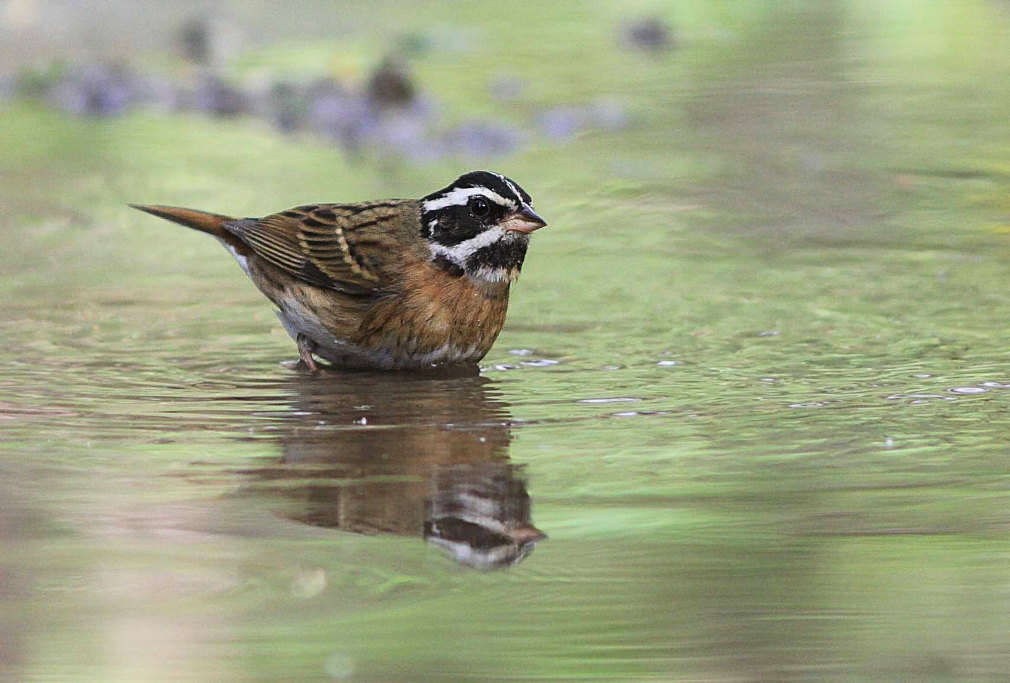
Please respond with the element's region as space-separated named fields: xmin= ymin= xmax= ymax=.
xmin=428 ymin=226 xmax=518 ymax=283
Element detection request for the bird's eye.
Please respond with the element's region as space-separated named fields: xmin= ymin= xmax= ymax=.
xmin=470 ymin=197 xmax=490 ymax=217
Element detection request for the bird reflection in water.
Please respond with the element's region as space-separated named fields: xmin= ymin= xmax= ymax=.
xmin=243 ymin=368 xmax=545 ymax=569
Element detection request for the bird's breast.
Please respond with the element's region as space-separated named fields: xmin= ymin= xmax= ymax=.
xmin=355 ymin=266 xmax=511 ymax=367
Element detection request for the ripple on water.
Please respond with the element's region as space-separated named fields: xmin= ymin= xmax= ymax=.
xmin=610 ymin=410 xmax=671 ymax=418
xmin=887 ymin=393 xmax=957 ymax=402
xmin=883 ymin=379 xmax=1010 ymax=403
xmin=487 ymin=358 xmax=562 ymax=371
xmin=492 ymin=364 xmax=519 ymax=371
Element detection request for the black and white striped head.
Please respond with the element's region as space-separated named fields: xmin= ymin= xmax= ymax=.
xmin=421 ymin=171 xmax=546 ymax=283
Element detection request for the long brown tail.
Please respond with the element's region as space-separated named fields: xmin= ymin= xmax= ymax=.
xmin=130 ymin=204 xmax=236 ymax=239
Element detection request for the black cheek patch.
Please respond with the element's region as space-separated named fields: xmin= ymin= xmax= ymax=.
xmin=431 ymin=207 xmax=483 ymax=247
xmin=465 ymin=240 xmax=529 ymax=273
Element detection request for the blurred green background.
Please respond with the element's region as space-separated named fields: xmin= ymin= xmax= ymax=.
xmin=4 ymin=1 xmax=1010 ymax=681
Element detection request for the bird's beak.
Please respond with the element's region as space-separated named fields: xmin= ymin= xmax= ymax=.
xmin=501 ymin=203 xmax=547 ymax=234
xmin=507 ymin=525 xmax=548 ymax=544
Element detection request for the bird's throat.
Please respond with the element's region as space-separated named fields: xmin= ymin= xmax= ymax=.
xmin=428 ymin=231 xmax=528 ymax=285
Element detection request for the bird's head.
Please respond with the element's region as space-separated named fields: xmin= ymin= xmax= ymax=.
xmin=421 ymin=171 xmax=546 ymax=283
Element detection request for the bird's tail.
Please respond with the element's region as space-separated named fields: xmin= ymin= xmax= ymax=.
xmin=130 ymin=204 xmax=236 ymax=239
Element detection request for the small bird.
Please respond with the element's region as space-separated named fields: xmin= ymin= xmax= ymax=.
xmin=131 ymin=171 xmax=546 ymax=371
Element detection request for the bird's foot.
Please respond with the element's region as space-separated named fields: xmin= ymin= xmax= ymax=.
xmin=296 ymin=334 xmax=321 ymax=373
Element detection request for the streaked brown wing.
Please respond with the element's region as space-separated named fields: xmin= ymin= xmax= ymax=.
xmin=224 ymin=201 xmax=410 ymax=294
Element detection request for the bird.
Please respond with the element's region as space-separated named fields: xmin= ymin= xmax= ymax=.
xmin=131 ymin=171 xmax=546 ymax=371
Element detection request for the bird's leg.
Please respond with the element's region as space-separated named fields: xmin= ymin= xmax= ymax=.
xmin=296 ymin=334 xmax=320 ymax=373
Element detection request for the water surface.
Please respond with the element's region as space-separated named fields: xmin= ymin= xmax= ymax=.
xmin=4 ymin=1 xmax=1010 ymax=680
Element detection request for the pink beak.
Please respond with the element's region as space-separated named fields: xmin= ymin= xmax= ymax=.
xmin=502 ymin=203 xmax=547 ymax=234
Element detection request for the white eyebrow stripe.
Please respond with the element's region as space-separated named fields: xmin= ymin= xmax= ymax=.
xmin=422 ymin=186 xmax=514 ymax=212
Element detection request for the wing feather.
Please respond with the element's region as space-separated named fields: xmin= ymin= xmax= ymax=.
xmin=223 ymin=201 xmax=414 ymax=294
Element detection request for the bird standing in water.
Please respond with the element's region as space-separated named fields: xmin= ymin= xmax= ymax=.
xmin=132 ymin=171 xmax=546 ymax=371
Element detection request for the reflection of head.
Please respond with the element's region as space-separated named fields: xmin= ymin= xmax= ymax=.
xmin=241 ymin=370 xmax=545 ymax=568
xmin=425 ymin=463 xmax=546 ymax=570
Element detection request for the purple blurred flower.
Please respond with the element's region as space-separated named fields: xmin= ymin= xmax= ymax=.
xmin=538 ymin=106 xmax=586 ymax=141
xmin=538 ymin=100 xmax=629 ymax=140
xmin=49 ymin=64 xmax=139 ymax=117
xmin=443 ymin=120 xmax=522 ymax=157
xmin=306 ymin=79 xmax=375 ymax=154
xmin=588 ymin=98 xmax=630 ymax=131
xmin=191 ymin=74 xmax=247 ymax=117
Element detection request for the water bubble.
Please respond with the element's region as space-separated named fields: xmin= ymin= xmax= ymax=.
xmin=493 ymin=364 xmax=518 ymax=371
xmin=980 ymin=381 xmax=1010 ymax=388
xmin=657 ymin=360 xmax=680 ymax=366
xmin=522 ymin=359 xmax=559 ymax=367
xmin=290 ymin=568 xmax=327 ymax=599
xmin=324 ymin=653 xmax=355 ymax=680
xmin=508 ymin=349 xmax=533 ymax=356
xmin=887 ymin=393 xmax=955 ymax=401
xmin=948 ymin=386 xmax=987 ymax=395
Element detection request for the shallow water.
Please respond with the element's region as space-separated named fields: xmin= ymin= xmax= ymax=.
xmin=4 ymin=1 xmax=1010 ymax=680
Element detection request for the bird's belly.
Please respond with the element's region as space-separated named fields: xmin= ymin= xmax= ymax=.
xmin=276 ymin=300 xmax=486 ymax=370
xmin=260 ymin=256 xmax=508 ymax=369
xmin=274 ymin=301 xmax=382 ymax=368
